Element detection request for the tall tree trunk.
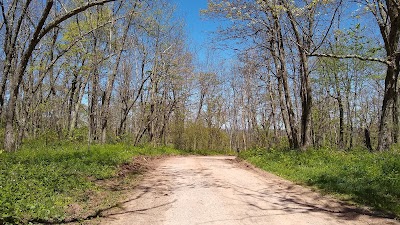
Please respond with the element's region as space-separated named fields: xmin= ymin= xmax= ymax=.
xmin=100 ymin=6 xmax=135 ymax=143
xmin=270 ymin=13 xmax=299 ymax=148
xmin=377 ymin=66 xmax=399 ymax=150
xmin=286 ymin=6 xmax=313 ymax=150
xmin=376 ymin=0 xmax=400 ymax=151
xmin=89 ymin=72 xmax=99 ymax=143
xmin=148 ymin=37 xmax=160 ymax=144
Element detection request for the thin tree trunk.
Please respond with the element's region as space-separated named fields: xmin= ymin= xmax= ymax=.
xmin=70 ymin=75 xmax=88 ymax=136
xmin=334 ymin=72 xmax=344 ymax=149
xmin=100 ymin=6 xmax=135 ymax=143
xmin=267 ymin=73 xmax=278 ymax=144
xmin=365 ymin=128 xmax=373 ymax=151
xmin=277 ymin=75 xmax=292 ymax=146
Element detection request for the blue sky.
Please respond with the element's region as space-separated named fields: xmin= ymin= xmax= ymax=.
xmin=172 ymin=0 xmax=214 ymax=45
xmin=172 ymin=0 xmax=230 ymax=66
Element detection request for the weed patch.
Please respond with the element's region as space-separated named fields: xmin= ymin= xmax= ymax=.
xmin=0 ymin=143 xmax=185 ymax=224
xmin=240 ymin=148 xmax=400 ymax=218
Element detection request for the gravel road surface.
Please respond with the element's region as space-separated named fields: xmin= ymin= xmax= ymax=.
xmin=100 ymin=156 xmax=399 ymax=225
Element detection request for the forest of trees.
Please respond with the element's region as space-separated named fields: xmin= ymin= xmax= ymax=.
xmin=0 ymin=0 xmax=399 ymax=153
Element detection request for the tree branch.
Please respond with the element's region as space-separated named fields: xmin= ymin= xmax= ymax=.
xmin=38 ymin=0 xmax=115 ymax=40
xmin=310 ymin=0 xmax=343 ymax=54
xmin=0 ymin=0 xmax=8 ymax=31
xmin=307 ymin=52 xmax=390 ymax=65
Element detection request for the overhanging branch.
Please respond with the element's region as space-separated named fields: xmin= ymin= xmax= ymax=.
xmin=307 ymin=52 xmax=390 ymax=65
xmin=39 ymin=0 xmax=115 ymax=40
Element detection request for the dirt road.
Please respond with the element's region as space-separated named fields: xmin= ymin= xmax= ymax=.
xmin=100 ymin=156 xmax=399 ymax=225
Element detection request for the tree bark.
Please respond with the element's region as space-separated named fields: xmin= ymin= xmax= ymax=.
xmin=376 ymin=0 xmax=400 ymax=151
xmin=377 ymin=65 xmax=399 ymax=150
xmin=365 ymin=128 xmax=373 ymax=152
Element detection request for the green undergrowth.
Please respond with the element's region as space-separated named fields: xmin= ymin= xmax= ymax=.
xmin=240 ymin=147 xmax=400 ymax=218
xmin=0 ymin=142 xmax=189 ymax=224
xmin=184 ymin=148 xmax=232 ymax=156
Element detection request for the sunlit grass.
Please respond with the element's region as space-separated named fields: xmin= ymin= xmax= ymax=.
xmin=0 ymin=142 xmax=185 ymax=224
xmin=240 ymin=147 xmax=400 ymax=218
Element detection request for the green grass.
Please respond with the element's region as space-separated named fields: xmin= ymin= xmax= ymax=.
xmin=0 ymin=143 xmax=187 ymax=224
xmin=240 ymin=147 xmax=400 ymax=218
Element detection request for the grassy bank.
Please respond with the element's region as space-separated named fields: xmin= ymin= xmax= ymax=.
xmin=0 ymin=143 xmax=191 ymax=224
xmin=240 ymin=148 xmax=400 ymax=218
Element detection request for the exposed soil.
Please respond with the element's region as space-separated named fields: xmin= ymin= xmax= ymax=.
xmin=59 ymin=156 xmax=166 ymax=224
xmin=93 ymin=156 xmax=400 ymax=225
